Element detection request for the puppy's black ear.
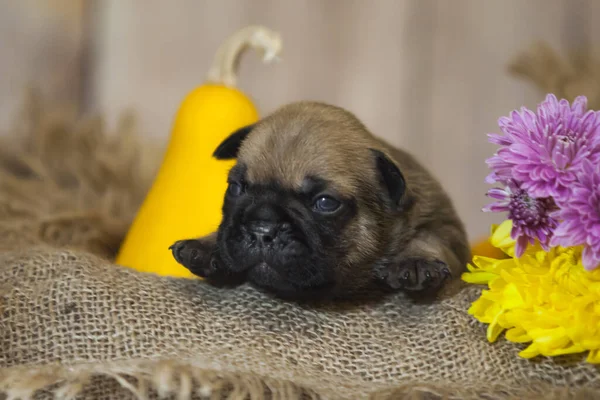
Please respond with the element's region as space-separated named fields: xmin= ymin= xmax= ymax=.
xmin=213 ymin=124 xmax=256 ymax=159
xmin=370 ymin=148 xmax=406 ymax=209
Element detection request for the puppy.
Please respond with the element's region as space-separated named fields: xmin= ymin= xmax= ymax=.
xmin=170 ymin=101 xmax=470 ymax=300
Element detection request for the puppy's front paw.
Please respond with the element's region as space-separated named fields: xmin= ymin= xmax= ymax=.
xmin=376 ymin=257 xmax=451 ymax=293
xmin=169 ymin=239 xmax=216 ymax=278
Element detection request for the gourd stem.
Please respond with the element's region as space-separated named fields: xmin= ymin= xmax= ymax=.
xmin=206 ymin=25 xmax=282 ymax=87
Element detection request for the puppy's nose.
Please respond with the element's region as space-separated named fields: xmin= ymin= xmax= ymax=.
xmin=249 ymin=221 xmax=278 ymax=244
xmin=249 ymin=203 xmax=282 ymax=222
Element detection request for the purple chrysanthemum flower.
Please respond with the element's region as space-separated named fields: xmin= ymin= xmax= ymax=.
xmin=483 ymin=180 xmax=558 ymax=257
xmin=485 ymin=94 xmax=600 ymax=202
xmin=550 ymin=160 xmax=600 ymax=271
xmin=485 ymin=107 xmax=536 ymax=184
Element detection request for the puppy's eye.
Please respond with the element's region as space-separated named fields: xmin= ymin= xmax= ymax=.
xmin=313 ymin=196 xmax=341 ymax=213
xmin=227 ymin=182 xmax=244 ymax=197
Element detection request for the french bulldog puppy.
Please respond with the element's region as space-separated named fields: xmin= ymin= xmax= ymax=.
xmin=170 ymin=101 xmax=470 ymax=300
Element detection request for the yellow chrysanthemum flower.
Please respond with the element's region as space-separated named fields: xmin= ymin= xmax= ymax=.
xmin=462 ymin=219 xmax=600 ymax=363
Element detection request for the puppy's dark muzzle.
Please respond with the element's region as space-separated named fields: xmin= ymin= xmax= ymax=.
xmin=222 ymin=201 xmax=311 ymax=276
xmin=248 ymin=221 xmax=277 ymax=245
xmin=247 ymin=221 xmax=292 ymax=246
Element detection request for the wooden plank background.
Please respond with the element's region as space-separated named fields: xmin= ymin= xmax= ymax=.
xmin=0 ymin=0 xmax=593 ymax=241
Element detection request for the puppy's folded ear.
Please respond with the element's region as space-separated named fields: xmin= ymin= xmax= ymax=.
xmin=213 ymin=124 xmax=256 ymax=159
xmin=370 ymin=148 xmax=406 ymax=210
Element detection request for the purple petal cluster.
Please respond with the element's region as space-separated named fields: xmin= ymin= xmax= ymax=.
xmin=550 ymin=160 xmax=600 ymax=270
xmin=484 ymin=181 xmax=558 ymax=257
xmin=483 ymin=94 xmax=600 ymax=270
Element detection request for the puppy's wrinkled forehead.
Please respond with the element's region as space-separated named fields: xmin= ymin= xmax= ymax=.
xmin=237 ymin=102 xmax=375 ymax=194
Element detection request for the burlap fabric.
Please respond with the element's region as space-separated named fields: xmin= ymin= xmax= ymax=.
xmin=0 ymin=95 xmax=599 ymax=399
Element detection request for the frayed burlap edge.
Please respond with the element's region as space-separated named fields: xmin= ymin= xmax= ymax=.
xmin=0 ymin=359 xmax=596 ymax=400
xmin=0 ymin=89 xmax=162 ymax=260
xmin=0 ymin=360 xmax=317 ymax=400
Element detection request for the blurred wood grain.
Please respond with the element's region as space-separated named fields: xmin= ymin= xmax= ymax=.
xmin=0 ymin=0 xmax=88 ymax=127
xmin=0 ymin=0 xmax=592 ymax=240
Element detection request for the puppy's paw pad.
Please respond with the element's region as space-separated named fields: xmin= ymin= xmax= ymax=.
xmin=169 ymin=239 xmax=212 ymax=274
xmin=381 ymin=258 xmax=451 ymax=292
xmin=169 ymin=240 xmax=188 ymax=265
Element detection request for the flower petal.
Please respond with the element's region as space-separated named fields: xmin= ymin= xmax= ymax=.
xmin=487 ymin=188 xmax=509 ymax=200
xmin=582 ymin=247 xmax=600 ymax=271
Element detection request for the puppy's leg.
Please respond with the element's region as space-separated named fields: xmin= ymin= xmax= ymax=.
xmin=375 ymin=227 xmax=469 ymax=295
xmin=170 ymin=233 xmax=243 ymax=286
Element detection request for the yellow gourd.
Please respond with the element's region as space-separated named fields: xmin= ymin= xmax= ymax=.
xmin=116 ymin=26 xmax=283 ymax=277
